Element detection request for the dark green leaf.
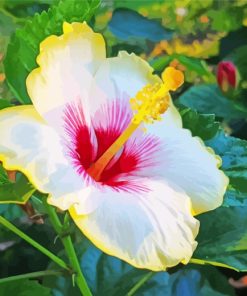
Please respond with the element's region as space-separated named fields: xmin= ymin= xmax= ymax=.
xmin=150 ymin=55 xmax=173 ymax=73
xmin=4 ymin=0 xmax=100 ymax=103
xmin=0 ymin=173 xmax=35 ymax=204
xmin=0 ymin=204 xmax=9 ymax=214
xmin=45 ymin=236 xmax=235 ymax=296
xmin=0 ymin=219 xmax=63 ymax=278
xmin=179 ymin=104 xmax=247 ymax=268
xmin=164 ymin=265 xmax=235 ymax=296
xmin=0 ymin=99 xmax=12 ymax=110
xmin=0 ymin=279 xmax=51 ymax=296
xmin=108 ymin=8 xmax=173 ymax=42
xmin=219 ymin=27 xmax=247 ymax=59
xmin=179 ymin=107 xmax=247 ymax=197
xmin=179 ymin=106 xmax=219 ymax=141
xmin=176 ymin=55 xmax=210 ymax=77
xmin=0 ymin=165 xmax=9 ymax=185
xmin=207 ymin=131 xmax=247 ymax=193
xmin=223 ymin=45 xmax=247 ymax=104
xmin=193 ymin=206 xmax=247 ymax=272
xmin=178 ymin=84 xmax=247 ymax=120
xmin=223 ymin=188 xmax=247 ymax=207
xmin=226 ymin=45 xmax=247 ymax=83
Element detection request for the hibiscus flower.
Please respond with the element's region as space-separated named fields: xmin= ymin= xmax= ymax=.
xmin=0 ymin=22 xmax=228 ymax=271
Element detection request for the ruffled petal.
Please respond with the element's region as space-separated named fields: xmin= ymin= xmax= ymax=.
xmin=93 ymin=51 xmax=182 ymax=129
xmin=147 ymin=125 xmax=228 ymax=215
xmin=70 ymin=178 xmax=199 ymax=271
xmin=0 ymin=105 xmax=99 ymax=212
xmin=26 ymin=22 xmax=107 ymax=134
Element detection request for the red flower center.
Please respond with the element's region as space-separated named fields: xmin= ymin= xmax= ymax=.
xmin=63 ymin=98 xmax=161 ymax=192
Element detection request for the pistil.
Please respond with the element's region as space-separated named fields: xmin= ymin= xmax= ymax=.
xmin=87 ymin=67 xmax=184 ymax=181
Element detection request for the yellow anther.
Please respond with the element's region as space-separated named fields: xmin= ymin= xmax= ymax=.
xmin=131 ymin=67 xmax=184 ymax=125
xmin=162 ymin=66 xmax=184 ymax=91
xmin=87 ymin=67 xmax=184 ymax=181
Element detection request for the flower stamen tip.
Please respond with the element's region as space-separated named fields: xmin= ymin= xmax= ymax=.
xmin=130 ymin=66 xmax=184 ymax=125
xmin=161 ymin=66 xmax=184 ymax=91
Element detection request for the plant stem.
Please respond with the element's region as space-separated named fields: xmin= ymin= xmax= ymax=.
xmin=0 ymin=215 xmax=69 ymax=271
xmin=0 ymin=270 xmax=64 ymax=284
xmin=43 ymin=202 xmax=92 ymax=296
xmin=127 ymin=271 xmax=154 ymax=296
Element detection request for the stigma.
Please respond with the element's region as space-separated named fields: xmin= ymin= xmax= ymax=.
xmin=87 ymin=67 xmax=184 ymax=181
xmin=131 ymin=67 xmax=184 ymax=124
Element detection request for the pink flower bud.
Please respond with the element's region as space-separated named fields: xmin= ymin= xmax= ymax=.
xmin=217 ymin=61 xmax=237 ymax=92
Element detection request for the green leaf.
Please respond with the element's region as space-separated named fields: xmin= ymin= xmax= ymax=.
xmin=108 ymin=8 xmax=173 ymax=42
xmin=178 ymin=84 xmax=247 ymax=120
xmin=4 ymin=0 xmax=100 ymax=104
xmin=176 ymin=55 xmax=210 ymax=77
xmin=223 ymin=188 xmax=247 ymax=207
xmin=0 ymin=99 xmax=12 ymax=110
xmin=0 ymin=204 xmax=8 ymax=214
xmin=180 ymin=106 xmax=247 ymax=198
xmin=164 ymin=265 xmax=235 ymax=296
xmin=226 ymin=45 xmax=247 ymax=78
xmin=207 ymin=131 xmax=247 ymax=193
xmin=0 ymin=173 xmax=35 ymax=204
xmin=193 ymin=206 xmax=247 ymax=272
xmin=151 ymin=54 xmax=212 ymax=80
xmin=219 ymin=27 xmax=247 ymax=59
xmin=0 ymin=165 xmax=9 ymax=185
xmin=0 ymin=279 xmax=51 ymax=296
xmin=221 ymin=45 xmax=247 ymax=105
xmin=179 ymin=106 xmax=219 ymax=141
xmin=150 ymin=55 xmax=173 ymax=72
xmin=208 ymin=8 xmax=243 ymax=32
xmin=45 ymin=238 xmax=235 ymax=296
xmin=179 ymin=107 xmax=247 ymax=271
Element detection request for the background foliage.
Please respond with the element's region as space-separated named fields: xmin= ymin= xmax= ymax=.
xmin=0 ymin=0 xmax=247 ymax=295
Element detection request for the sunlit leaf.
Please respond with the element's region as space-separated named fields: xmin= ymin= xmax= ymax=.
xmin=0 ymin=174 xmax=35 ymax=204
xmin=208 ymin=8 xmax=243 ymax=32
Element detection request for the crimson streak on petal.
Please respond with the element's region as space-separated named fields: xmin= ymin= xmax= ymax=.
xmin=63 ymin=98 xmax=162 ymax=193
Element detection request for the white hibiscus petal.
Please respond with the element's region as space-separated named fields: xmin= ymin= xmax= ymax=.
xmin=147 ymin=125 xmax=228 ymax=215
xmin=93 ymin=51 xmax=182 ymax=129
xmin=70 ymin=178 xmax=199 ymax=271
xmin=26 ymin=22 xmax=107 ymax=134
xmin=0 ymin=105 xmax=101 ymax=212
